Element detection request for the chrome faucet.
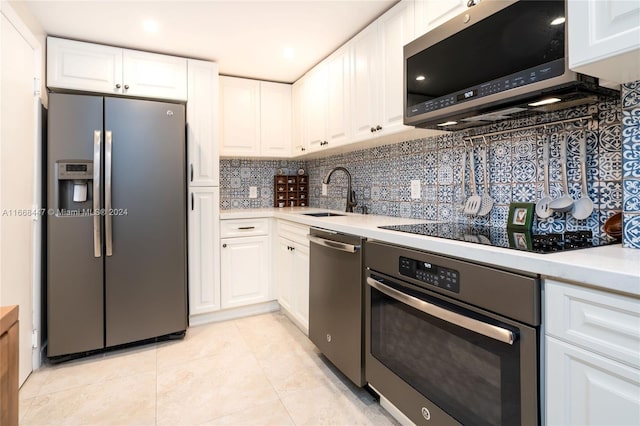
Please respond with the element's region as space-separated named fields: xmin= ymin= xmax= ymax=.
xmin=322 ymin=166 xmax=357 ymax=213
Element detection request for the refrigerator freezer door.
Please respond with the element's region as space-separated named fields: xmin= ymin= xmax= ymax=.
xmin=104 ymin=97 xmax=187 ymax=347
xmin=47 ymin=93 xmax=104 ymax=356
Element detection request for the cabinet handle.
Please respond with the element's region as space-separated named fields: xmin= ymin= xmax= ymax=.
xmin=191 ymin=193 xmax=194 ymax=210
xmin=302 ymin=147 xmax=306 ymax=151
xmin=370 ymin=127 xmax=375 ymax=133
xmin=190 ymin=164 xmax=194 ymax=182
xmin=124 ymin=84 xmax=130 ymax=90
xmin=115 ymin=83 xmax=121 ymax=89
xmin=376 ymin=125 xmax=382 ymax=131
xmin=238 ymin=226 xmax=255 ymax=230
xmin=222 ymin=243 xmax=227 ymax=248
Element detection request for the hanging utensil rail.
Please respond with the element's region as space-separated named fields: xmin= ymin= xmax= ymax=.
xmin=462 ymin=113 xmax=596 ymax=144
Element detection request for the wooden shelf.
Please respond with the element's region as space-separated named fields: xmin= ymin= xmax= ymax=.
xmin=274 ymin=175 xmax=308 ymax=207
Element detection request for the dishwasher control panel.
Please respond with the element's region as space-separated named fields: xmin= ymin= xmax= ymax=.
xmin=399 ymin=256 xmax=460 ymax=293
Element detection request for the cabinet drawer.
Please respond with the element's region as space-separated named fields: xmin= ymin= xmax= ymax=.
xmin=545 ymin=279 xmax=640 ymax=369
xmin=220 ymin=218 xmax=269 ymax=238
xmin=278 ymin=220 xmax=309 ymax=246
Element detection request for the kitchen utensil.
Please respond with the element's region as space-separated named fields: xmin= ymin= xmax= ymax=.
xmin=477 ymin=138 xmax=494 ymax=216
xmin=460 ymin=149 xmax=467 ymax=208
xmin=464 ymin=145 xmax=481 ymax=215
xmin=549 ymin=131 xmax=574 ymax=213
xmin=535 ymin=133 xmax=553 ymax=219
xmin=571 ymin=130 xmax=594 ymax=220
xmin=603 ymin=212 xmax=622 ymax=239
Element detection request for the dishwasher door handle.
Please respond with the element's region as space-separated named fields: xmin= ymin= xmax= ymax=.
xmin=367 ymin=276 xmax=516 ymax=345
xmin=308 ymin=235 xmax=360 ymax=253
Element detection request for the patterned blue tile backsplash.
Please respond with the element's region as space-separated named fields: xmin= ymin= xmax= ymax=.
xmin=221 ymin=96 xmax=626 ymax=244
xmin=622 ymin=81 xmax=640 ymax=248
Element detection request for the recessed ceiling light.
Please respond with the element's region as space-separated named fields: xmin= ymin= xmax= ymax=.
xmin=550 ymin=17 xmax=565 ymax=25
xmin=143 ymin=20 xmax=159 ymax=33
xmin=528 ymin=97 xmax=561 ymax=107
xmin=416 ymin=75 xmax=426 ymax=81
xmin=437 ymin=121 xmax=458 ymax=126
xmin=283 ymin=47 xmax=295 ymax=60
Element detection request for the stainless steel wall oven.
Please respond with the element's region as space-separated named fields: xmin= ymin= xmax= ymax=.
xmin=365 ymin=240 xmax=540 ymax=425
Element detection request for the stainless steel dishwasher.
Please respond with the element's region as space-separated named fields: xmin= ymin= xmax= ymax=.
xmin=308 ymin=227 xmax=365 ymax=386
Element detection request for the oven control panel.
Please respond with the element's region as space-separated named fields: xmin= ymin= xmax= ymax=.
xmin=399 ymin=256 xmax=460 ymax=293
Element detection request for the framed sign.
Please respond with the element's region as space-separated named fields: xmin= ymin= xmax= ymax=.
xmin=507 ymin=202 xmax=534 ymax=230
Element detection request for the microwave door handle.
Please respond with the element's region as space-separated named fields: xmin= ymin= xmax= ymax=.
xmin=366 ymin=277 xmax=516 ymax=345
xmin=93 ymin=130 xmax=101 ymax=258
xmin=308 ymin=235 xmax=360 ymax=253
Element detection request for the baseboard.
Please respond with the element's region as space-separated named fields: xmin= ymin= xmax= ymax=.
xmin=189 ymin=300 xmax=280 ymax=326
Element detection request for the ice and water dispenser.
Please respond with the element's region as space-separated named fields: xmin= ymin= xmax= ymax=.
xmin=55 ymin=160 xmax=94 ymax=215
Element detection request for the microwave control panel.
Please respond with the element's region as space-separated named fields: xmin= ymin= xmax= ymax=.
xmin=399 ymin=256 xmax=460 ymax=293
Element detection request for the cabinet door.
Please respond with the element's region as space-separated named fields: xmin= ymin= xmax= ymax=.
xmin=326 ymin=46 xmax=351 ymax=147
xmin=568 ymin=0 xmax=640 ymax=83
xmin=378 ymin=0 xmax=415 ymax=135
xmin=276 ymin=237 xmax=295 ymax=313
xmin=292 ymin=242 xmax=310 ymax=333
xmin=187 ymin=60 xmax=219 ymax=187
xmin=219 ymin=76 xmax=261 ymax=156
xmin=188 ymin=187 xmax=220 ymax=316
xmin=546 ymin=336 xmax=640 ymax=426
xmin=414 ymin=0 xmax=468 ymax=39
xmin=351 ymin=24 xmax=380 ymax=142
xmin=305 ymin=63 xmax=329 ymax=152
xmin=260 ymin=81 xmax=292 ymax=157
xmin=220 ymin=235 xmax=271 ymax=309
xmin=291 ymin=77 xmax=309 ymax=155
xmin=122 ymin=49 xmax=188 ymax=101
xmin=47 ymin=37 xmax=122 ymax=94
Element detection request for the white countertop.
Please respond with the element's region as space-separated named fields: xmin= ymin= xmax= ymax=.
xmin=220 ymin=207 xmax=640 ymax=297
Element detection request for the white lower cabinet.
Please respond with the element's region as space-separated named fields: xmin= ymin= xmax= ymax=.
xmin=545 ymin=279 xmax=640 ymax=425
xmin=188 ymin=187 xmax=220 ymax=317
xmin=220 ymin=219 xmax=272 ymax=309
xmin=546 ymin=336 xmax=640 ymax=426
xmin=276 ymin=221 xmax=310 ymax=334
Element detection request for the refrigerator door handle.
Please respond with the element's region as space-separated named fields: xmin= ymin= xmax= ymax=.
xmin=93 ymin=130 xmax=102 ymax=257
xmin=105 ymin=130 xmax=113 ymax=256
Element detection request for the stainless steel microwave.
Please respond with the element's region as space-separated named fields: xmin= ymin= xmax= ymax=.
xmin=404 ymin=0 xmax=618 ymax=131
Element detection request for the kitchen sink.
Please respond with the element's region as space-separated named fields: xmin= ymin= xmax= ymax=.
xmin=303 ymin=212 xmax=345 ymax=217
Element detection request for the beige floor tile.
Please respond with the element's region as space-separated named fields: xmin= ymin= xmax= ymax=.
xmin=19 ymin=368 xmax=52 ymax=400
xmin=280 ymin=384 xmax=398 ymax=426
xmin=157 ymin=352 xmax=280 ymax=425
xmin=20 ymin=371 xmax=156 ymax=426
xmin=156 ymin=320 xmax=250 ymax=370
xmin=202 ymin=399 xmax=295 ymax=426
xmin=37 ymin=343 xmax=157 ymax=395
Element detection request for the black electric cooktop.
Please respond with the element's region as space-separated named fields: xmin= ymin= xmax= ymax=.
xmin=378 ymin=222 xmax=613 ymax=254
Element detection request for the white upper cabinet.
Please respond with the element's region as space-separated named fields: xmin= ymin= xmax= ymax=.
xmin=351 ymin=24 xmax=380 ymax=142
xmin=414 ymin=0 xmax=468 ymax=39
xmin=305 ymin=62 xmax=329 ymax=152
xmin=326 ymin=46 xmax=351 ymax=147
xmin=291 ymin=77 xmax=309 ymax=155
xmin=377 ymin=0 xmax=415 ymax=136
xmin=47 ymin=37 xmax=121 ymax=94
xmin=219 ymin=76 xmax=261 ymax=156
xmin=121 ymin=49 xmax=188 ymax=100
xmin=219 ymin=76 xmax=292 ymax=157
xmin=568 ymin=0 xmax=640 ymax=84
xmin=260 ymin=81 xmax=292 ymax=157
xmin=187 ymin=59 xmax=219 ymax=187
xmin=350 ymin=0 xmax=415 ymax=142
xmin=47 ymin=37 xmax=187 ymax=101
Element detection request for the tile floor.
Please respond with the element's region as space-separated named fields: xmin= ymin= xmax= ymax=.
xmin=19 ymin=312 xmax=399 ymax=425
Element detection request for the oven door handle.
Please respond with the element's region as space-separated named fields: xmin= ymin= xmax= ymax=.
xmin=308 ymin=235 xmax=360 ymax=253
xmin=367 ymin=277 xmax=516 ymax=345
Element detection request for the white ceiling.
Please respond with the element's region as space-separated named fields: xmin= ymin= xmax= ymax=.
xmin=21 ymin=0 xmax=399 ymax=83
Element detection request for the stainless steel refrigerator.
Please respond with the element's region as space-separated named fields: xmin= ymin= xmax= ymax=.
xmin=46 ymin=93 xmax=187 ymax=358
